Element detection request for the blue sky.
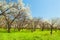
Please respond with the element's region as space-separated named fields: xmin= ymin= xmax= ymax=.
xmin=6 ymin=0 xmax=60 ymax=19
xmin=24 ymin=0 xmax=60 ymax=19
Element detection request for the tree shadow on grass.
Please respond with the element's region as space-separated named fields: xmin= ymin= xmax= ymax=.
xmin=0 ymin=30 xmax=7 ymax=33
xmin=33 ymin=36 xmax=43 ymax=40
xmin=0 ymin=29 xmax=18 ymax=33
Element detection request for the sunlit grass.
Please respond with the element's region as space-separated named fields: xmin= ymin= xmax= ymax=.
xmin=0 ymin=29 xmax=60 ymax=40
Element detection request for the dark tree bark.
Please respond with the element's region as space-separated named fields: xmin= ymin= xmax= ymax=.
xmin=50 ymin=25 xmax=53 ymax=34
xmin=17 ymin=23 xmax=21 ymax=31
xmin=41 ymin=26 xmax=44 ymax=31
xmin=0 ymin=6 xmax=13 ymax=33
xmin=3 ymin=14 xmax=11 ymax=33
xmin=7 ymin=24 xmax=11 ymax=33
xmin=17 ymin=26 xmax=21 ymax=31
xmin=2 ymin=11 xmax=21 ymax=33
xmin=41 ymin=23 xmax=44 ymax=31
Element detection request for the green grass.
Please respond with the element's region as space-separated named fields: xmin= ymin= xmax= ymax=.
xmin=0 ymin=29 xmax=60 ymax=40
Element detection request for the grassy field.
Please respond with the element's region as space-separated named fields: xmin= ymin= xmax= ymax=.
xmin=0 ymin=29 xmax=60 ymax=40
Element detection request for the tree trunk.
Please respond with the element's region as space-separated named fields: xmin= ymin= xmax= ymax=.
xmin=41 ymin=23 xmax=44 ymax=31
xmin=50 ymin=25 xmax=53 ymax=34
xmin=41 ymin=26 xmax=44 ymax=31
xmin=41 ymin=24 xmax=44 ymax=31
xmin=18 ymin=27 xmax=21 ymax=31
xmin=7 ymin=24 xmax=11 ymax=33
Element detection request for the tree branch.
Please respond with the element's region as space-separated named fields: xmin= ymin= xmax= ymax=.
xmin=0 ymin=6 xmax=12 ymax=15
xmin=10 ymin=12 xmax=22 ymax=25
